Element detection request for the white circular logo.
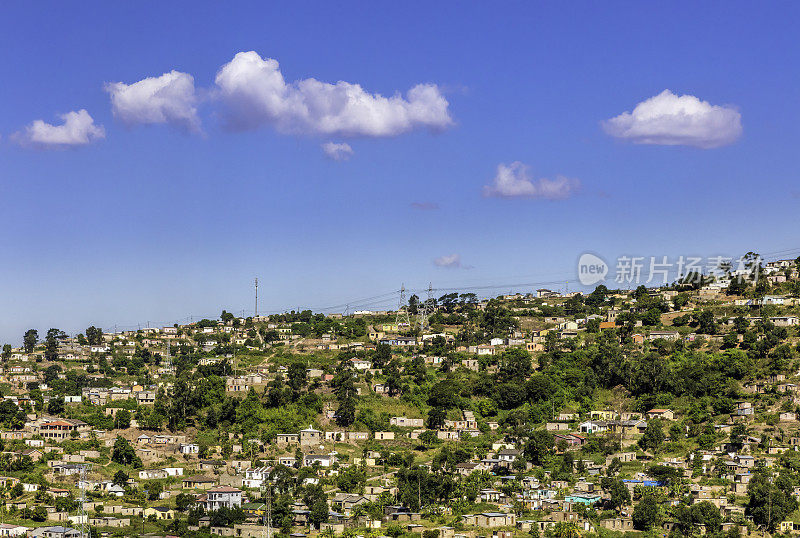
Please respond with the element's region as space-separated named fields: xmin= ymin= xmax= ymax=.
xmin=577 ymin=253 xmax=608 ymax=286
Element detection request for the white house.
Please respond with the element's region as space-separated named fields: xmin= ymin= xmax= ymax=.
xmin=0 ymin=523 xmax=28 ymax=536
xmin=179 ymin=443 xmax=199 ymax=454
xmin=303 ymin=453 xmax=336 ymax=467
xmin=243 ymin=467 xmax=271 ymax=488
xmin=579 ymin=420 xmax=608 ymax=434
xmin=163 ymin=467 xmax=184 ymax=477
xmin=201 ymin=486 xmax=242 ymax=510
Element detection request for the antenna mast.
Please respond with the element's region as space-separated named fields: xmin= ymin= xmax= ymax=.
xmin=255 ymin=278 xmax=259 ymax=318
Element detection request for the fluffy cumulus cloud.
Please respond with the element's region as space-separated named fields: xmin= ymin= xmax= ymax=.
xmin=214 ymin=51 xmax=453 ymax=136
xmin=483 ymin=162 xmax=580 ymax=199
xmin=13 ymin=109 xmax=105 ymax=149
xmin=105 ymin=70 xmax=200 ymax=132
xmin=434 ymin=254 xmax=466 ymax=269
xmin=321 ymin=141 xmax=354 ymax=161
xmin=602 ymin=89 xmax=742 ymax=148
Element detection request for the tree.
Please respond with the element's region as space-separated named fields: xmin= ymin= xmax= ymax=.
xmin=384 ymin=360 xmax=402 ymax=397
xmin=373 ymin=343 xmax=391 ymax=369
xmin=31 ymin=506 xmax=48 ymax=522
xmin=730 ymin=424 xmax=747 ymax=448
xmin=111 ymin=437 xmax=142 ymax=468
xmin=632 ymin=494 xmax=660 ymax=531
xmin=697 ymin=311 xmax=717 ymax=335
xmin=114 ymin=409 xmax=131 ymax=430
xmin=47 ymin=397 xmax=65 ymax=415
xmin=147 ymin=481 xmax=164 ymax=500
xmin=727 ymin=277 xmax=748 ymax=296
xmin=336 ymin=465 xmax=366 ymax=493
xmin=606 ymin=457 xmax=622 ymax=476
xmin=408 ymin=295 xmax=420 ymax=316
xmin=288 ymin=361 xmax=308 ymax=391
xmin=642 ymin=308 xmax=661 ymax=326
xmin=600 ymin=477 xmax=630 ymax=510
xmin=746 ymin=470 xmax=798 ymax=531
xmin=303 ymin=484 xmax=328 ymax=527
xmin=639 ymin=419 xmax=665 ymax=453
xmin=427 ymin=407 xmax=446 ymax=429
xmin=0 ymin=399 xmax=26 ymax=429
xmin=175 ymin=493 xmax=195 ymax=512
xmin=309 ymin=499 xmax=329 ymax=529
xmin=332 ymin=362 xmax=357 ymax=427
xmin=497 ymin=348 xmax=532 ymax=382
xmin=1 ymin=344 xmax=11 ymax=360
xmin=690 ymin=501 xmax=722 ymax=534
xmin=427 ymin=379 xmax=460 ymax=409
xmin=524 ymin=430 xmax=554 ymax=466
xmin=44 ymin=328 xmax=66 ymax=361
xmin=85 ymin=326 xmax=103 ymax=346
xmin=23 ymin=329 xmax=38 ymax=353
xmin=419 ymin=430 xmax=439 ymax=447
xmin=112 ymin=470 xmax=129 ymax=487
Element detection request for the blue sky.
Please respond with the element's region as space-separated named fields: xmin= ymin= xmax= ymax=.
xmin=1 ymin=2 xmax=799 ymax=343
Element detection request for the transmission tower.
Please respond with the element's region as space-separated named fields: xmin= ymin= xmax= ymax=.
xmin=163 ymin=341 xmax=172 ymax=373
xmin=261 ymin=483 xmax=272 ymax=538
xmin=418 ymin=282 xmax=434 ymax=332
xmin=395 ymin=284 xmax=411 ymax=330
xmin=78 ymin=463 xmax=93 ymax=538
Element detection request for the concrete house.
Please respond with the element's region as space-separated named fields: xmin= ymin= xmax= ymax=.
xmin=646 ymin=409 xmax=674 ymax=421
xmin=201 ymin=486 xmax=243 ymax=510
xmin=276 ymin=433 xmax=300 ymax=447
xmin=579 ymin=420 xmax=608 ymax=434
xmin=299 ymin=426 xmax=322 ymax=446
xmin=182 ymin=475 xmax=215 ymax=490
xmin=390 ymin=417 xmax=424 ymax=428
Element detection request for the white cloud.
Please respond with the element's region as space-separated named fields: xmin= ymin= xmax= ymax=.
xmin=483 ymin=162 xmax=580 ymax=199
xmin=14 ymin=109 xmax=105 ymax=149
xmin=214 ymin=51 xmax=453 ymax=136
xmin=602 ymin=89 xmax=742 ymax=148
xmin=411 ymin=202 xmax=439 ymax=210
xmin=322 ymin=141 xmax=354 ymax=161
xmin=434 ymin=254 xmax=467 ymax=269
xmin=105 ymin=70 xmax=200 ymax=132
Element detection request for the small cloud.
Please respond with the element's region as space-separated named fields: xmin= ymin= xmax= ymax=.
xmin=13 ymin=109 xmax=105 ymax=149
xmin=602 ymin=89 xmax=742 ymax=148
xmin=483 ymin=162 xmax=580 ymax=200
xmin=214 ymin=51 xmax=453 ymax=136
xmin=411 ymin=202 xmax=439 ymax=210
xmin=105 ymin=70 xmax=200 ymax=132
xmin=434 ymin=253 xmax=472 ymax=269
xmin=321 ymin=141 xmax=353 ymax=161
